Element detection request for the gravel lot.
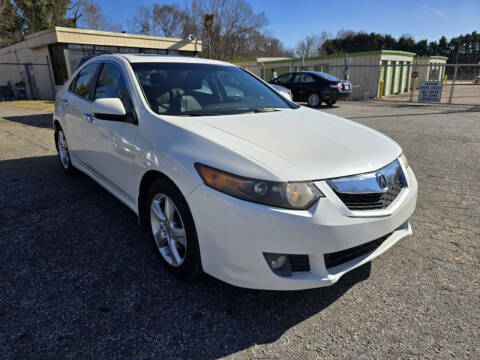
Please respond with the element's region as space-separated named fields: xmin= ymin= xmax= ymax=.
xmin=0 ymin=101 xmax=479 ymax=359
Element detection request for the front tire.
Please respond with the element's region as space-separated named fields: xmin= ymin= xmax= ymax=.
xmin=55 ymin=127 xmax=76 ymax=175
xmin=307 ymin=93 xmax=322 ymax=107
xmin=147 ymin=179 xmax=202 ymax=280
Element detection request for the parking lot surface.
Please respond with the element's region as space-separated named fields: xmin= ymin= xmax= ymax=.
xmin=0 ymin=101 xmax=479 ymax=359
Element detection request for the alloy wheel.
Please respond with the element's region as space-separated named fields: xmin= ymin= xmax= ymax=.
xmin=57 ymin=130 xmax=70 ymax=169
xmin=308 ymin=93 xmax=320 ymax=107
xmin=150 ymin=194 xmax=187 ymax=267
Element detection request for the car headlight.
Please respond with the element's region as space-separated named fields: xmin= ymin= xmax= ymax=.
xmin=399 ymin=153 xmax=409 ymax=168
xmin=195 ymin=164 xmax=324 ymax=210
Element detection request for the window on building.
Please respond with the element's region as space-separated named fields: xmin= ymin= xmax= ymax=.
xmin=48 ymin=44 xmax=69 ymax=85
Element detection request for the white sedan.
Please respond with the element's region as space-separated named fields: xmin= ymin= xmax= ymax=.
xmin=54 ymin=54 xmax=417 ymax=290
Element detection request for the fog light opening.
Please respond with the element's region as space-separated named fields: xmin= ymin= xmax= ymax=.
xmin=264 ymin=253 xmax=292 ymax=277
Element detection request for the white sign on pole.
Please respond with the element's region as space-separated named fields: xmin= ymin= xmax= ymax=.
xmin=418 ymin=81 xmax=443 ymax=102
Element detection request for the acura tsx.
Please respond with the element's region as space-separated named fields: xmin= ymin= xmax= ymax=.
xmin=53 ymin=54 xmax=417 ymax=290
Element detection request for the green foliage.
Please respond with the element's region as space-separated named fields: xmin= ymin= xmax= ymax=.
xmin=14 ymin=0 xmax=71 ymax=34
xmin=321 ymin=31 xmax=480 ymax=63
xmin=0 ymin=0 xmax=24 ymax=47
xmin=0 ymin=0 xmax=74 ymax=47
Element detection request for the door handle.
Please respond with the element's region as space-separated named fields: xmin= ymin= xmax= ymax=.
xmin=83 ymin=113 xmax=94 ymax=123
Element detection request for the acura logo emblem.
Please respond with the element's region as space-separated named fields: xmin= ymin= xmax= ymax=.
xmin=376 ymin=173 xmax=388 ymax=189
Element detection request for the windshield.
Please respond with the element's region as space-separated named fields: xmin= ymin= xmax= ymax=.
xmin=132 ymin=62 xmax=297 ymax=116
xmin=311 ymin=71 xmax=341 ymax=82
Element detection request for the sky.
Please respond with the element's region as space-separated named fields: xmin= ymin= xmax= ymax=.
xmin=97 ymin=0 xmax=480 ymax=48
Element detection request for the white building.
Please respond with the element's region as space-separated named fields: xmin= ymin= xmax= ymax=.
xmin=0 ymin=27 xmax=202 ymax=100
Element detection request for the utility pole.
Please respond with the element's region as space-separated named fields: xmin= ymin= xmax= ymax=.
xmin=343 ymin=54 xmax=349 ymax=80
xmin=203 ymin=14 xmax=214 ymax=59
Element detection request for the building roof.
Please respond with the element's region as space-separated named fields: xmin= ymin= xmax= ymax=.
xmin=416 ymin=56 xmax=448 ymax=61
xmin=0 ymin=27 xmax=202 ymax=55
xmin=256 ymin=57 xmax=292 ymax=63
xmin=230 ymin=50 xmax=417 ymax=65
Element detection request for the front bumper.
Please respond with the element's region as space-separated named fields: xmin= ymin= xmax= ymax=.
xmin=187 ymin=167 xmax=417 ymax=290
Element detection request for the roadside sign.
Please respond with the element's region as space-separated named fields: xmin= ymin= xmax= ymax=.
xmin=418 ymin=81 xmax=443 ymax=102
xmin=412 ymin=71 xmax=419 ymax=78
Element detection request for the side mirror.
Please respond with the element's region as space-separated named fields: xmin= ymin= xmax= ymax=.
xmin=92 ymin=98 xmax=126 ymax=121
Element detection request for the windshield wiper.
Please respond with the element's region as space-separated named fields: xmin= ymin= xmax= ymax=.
xmin=178 ymin=111 xmax=220 ymax=116
xmin=253 ymin=108 xmax=286 ymax=113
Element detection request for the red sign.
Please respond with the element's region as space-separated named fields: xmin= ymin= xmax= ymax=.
xmin=412 ymin=71 xmax=419 ymax=78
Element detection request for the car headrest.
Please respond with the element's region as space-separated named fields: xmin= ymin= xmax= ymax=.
xmin=183 ymin=72 xmax=203 ymax=90
xmin=150 ymin=73 xmax=165 ymax=85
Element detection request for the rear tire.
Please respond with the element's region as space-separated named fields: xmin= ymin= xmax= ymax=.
xmin=307 ymin=93 xmax=322 ymax=107
xmin=147 ymin=178 xmax=202 ymax=280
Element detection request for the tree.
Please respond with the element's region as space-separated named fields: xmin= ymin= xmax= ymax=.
xmin=415 ymin=39 xmax=428 ymax=56
xmin=202 ymin=0 xmax=269 ymax=60
xmin=14 ymin=0 xmax=71 ymax=34
xmin=295 ymin=33 xmax=327 ymax=58
xmin=0 ymin=0 xmax=24 ymax=47
xmin=75 ymin=0 xmax=121 ymax=31
xmin=128 ymin=5 xmax=155 ymax=35
xmin=127 ymin=0 xmax=285 ymax=60
xmin=153 ymin=4 xmax=184 ymax=38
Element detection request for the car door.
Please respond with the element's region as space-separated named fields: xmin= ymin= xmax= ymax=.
xmin=85 ymin=62 xmax=139 ymax=199
xmin=271 ymin=73 xmax=293 ymax=89
xmin=291 ymin=73 xmax=317 ymax=101
xmin=289 ymin=74 xmax=305 ymax=101
xmin=64 ymin=63 xmax=100 ymax=163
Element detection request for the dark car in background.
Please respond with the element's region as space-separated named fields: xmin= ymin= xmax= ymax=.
xmin=270 ymin=71 xmax=352 ymax=107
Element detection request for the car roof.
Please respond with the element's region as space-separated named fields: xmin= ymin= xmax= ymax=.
xmin=97 ymin=53 xmax=236 ymax=67
xmin=278 ymin=71 xmax=317 ymax=76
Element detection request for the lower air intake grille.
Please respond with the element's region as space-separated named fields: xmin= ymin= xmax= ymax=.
xmin=324 ymin=233 xmax=391 ymax=269
xmin=289 ymin=255 xmax=310 ymax=272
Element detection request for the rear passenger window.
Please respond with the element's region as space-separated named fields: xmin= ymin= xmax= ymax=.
xmin=293 ymin=74 xmax=315 ymax=83
xmin=70 ymin=64 xmax=99 ymax=99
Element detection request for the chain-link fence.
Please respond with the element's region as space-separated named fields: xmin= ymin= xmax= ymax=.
xmin=0 ymin=59 xmax=56 ymax=100
xmin=243 ymin=62 xmax=480 ymax=105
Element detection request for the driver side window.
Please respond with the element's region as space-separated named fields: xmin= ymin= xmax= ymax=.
xmin=274 ymin=74 xmax=293 ymax=84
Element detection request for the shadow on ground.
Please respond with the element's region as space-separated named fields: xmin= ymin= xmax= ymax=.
xmin=0 ymin=155 xmax=370 ymax=359
xmin=2 ymin=113 xmax=53 ymax=129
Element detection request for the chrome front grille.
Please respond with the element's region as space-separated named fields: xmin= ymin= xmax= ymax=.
xmin=327 ymin=160 xmax=406 ymax=211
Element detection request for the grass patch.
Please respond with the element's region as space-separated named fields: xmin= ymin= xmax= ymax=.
xmin=0 ymin=100 xmax=55 ymax=112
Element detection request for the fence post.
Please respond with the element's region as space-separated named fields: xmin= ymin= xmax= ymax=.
xmin=448 ymin=64 xmax=458 ymax=104
xmin=449 ymin=42 xmax=460 ymax=104
xmin=409 ymin=58 xmax=417 ymax=102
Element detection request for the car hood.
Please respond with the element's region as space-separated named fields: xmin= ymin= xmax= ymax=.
xmin=197 ymin=107 xmax=402 ymax=180
xmin=165 ymin=106 xmax=402 ymax=181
